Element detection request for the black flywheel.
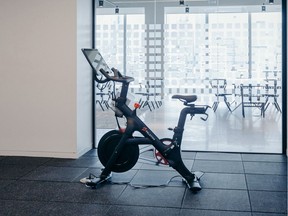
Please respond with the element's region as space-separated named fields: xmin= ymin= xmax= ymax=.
xmin=97 ymin=130 xmax=139 ymax=173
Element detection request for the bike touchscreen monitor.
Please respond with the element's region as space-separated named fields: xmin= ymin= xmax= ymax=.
xmin=82 ymin=48 xmax=113 ymax=75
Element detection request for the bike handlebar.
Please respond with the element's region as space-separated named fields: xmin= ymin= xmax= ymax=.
xmin=192 ymin=105 xmax=210 ymax=114
xmin=94 ymin=69 xmax=110 ymax=83
xmin=98 ymin=68 xmax=134 ymax=84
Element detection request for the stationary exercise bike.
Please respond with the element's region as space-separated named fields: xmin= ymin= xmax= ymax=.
xmin=82 ymin=49 xmax=210 ymax=192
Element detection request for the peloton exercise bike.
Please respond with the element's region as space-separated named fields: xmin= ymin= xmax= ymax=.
xmin=82 ymin=48 xmax=210 ymax=192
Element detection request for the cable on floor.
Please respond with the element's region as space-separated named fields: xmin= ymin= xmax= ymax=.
xmin=80 ymin=173 xmax=184 ymax=189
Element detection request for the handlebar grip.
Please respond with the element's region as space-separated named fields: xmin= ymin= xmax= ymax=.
xmin=99 ymin=68 xmax=109 ymax=78
xmin=111 ymin=68 xmax=118 ymax=77
xmin=200 ymin=113 xmax=209 ymax=121
xmin=94 ymin=68 xmax=110 ymax=83
xmin=111 ymin=68 xmax=123 ymax=78
xmin=112 ymin=68 xmax=125 ymax=78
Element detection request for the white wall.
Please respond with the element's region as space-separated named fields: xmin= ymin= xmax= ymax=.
xmin=0 ymin=0 xmax=92 ymax=158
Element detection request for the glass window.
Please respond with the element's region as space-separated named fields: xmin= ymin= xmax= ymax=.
xmin=96 ymin=15 xmax=124 ymax=71
xmin=95 ymin=12 xmax=145 ymax=86
xmin=208 ymin=13 xmax=249 ymax=79
xmin=164 ymin=14 xmax=207 ymax=94
xmin=126 ymin=15 xmax=146 ymax=84
xmin=251 ymin=12 xmax=282 ymax=80
xmin=94 ymin=3 xmax=283 ymax=153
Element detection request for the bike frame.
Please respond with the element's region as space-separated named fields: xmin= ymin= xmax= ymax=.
xmin=100 ymin=78 xmax=206 ymax=186
xmin=82 ymin=48 xmax=208 ymax=191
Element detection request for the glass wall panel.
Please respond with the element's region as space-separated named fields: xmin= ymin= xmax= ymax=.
xmin=126 ymin=15 xmax=146 ymax=85
xmin=94 ymin=6 xmax=147 ymax=141
xmin=96 ymin=15 xmax=124 ymax=71
xmin=163 ymin=5 xmax=282 ymax=153
xmin=164 ymin=14 xmax=207 ymax=95
xmin=208 ymin=13 xmax=249 ymax=79
xmin=251 ymin=12 xmax=282 ymax=79
xmin=94 ymin=1 xmax=283 ymax=153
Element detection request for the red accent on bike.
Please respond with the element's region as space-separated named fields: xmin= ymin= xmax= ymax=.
xmin=119 ymin=128 xmax=126 ymax=133
xmin=154 ymin=150 xmax=169 ymax=165
xmin=141 ymin=127 xmax=148 ymax=132
xmin=134 ymin=103 xmax=140 ymax=109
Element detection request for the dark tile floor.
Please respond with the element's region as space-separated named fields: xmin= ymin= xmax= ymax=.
xmin=0 ymin=151 xmax=287 ymax=216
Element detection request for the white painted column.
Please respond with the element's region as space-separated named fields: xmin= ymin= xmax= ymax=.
xmin=0 ymin=0 xmax=92 ymax=158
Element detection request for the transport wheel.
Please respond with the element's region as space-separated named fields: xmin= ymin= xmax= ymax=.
xmin=97 ymin=130 xmax=139 ymax=173
xmin=154 ymin=138 xmax=173 ymax=165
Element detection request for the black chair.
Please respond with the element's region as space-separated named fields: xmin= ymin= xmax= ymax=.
xmin=95 ymin=82 xmax=111 ymax=111
xmin=210 ymin=79 xmax=232 ymax=112
xmin=240 ymin=84 xmax=267 ymax=117
xmin=135 ymin=80 xmax=162 ymax=111
xmin=264 ymin=79 xmax=282 ymax=113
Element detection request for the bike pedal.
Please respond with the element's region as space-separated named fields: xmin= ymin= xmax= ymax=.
xmin=182 ymin=176 xmax=202 ymax=192
xmin=82 ymin=173 xmax=113 ymax=189
xmin=80 ymin=177 xmax=93 ymax=184
xmin=80 ymin=173 xmax=98 ymax=184
xmin=85 ymin=177 xmax=103 ymax=189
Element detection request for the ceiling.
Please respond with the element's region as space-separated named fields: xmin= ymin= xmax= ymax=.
xmin=108 ymin=0 xmax=280 ymax=5
xmin=110 ymin=0 xmax=208 ymax=2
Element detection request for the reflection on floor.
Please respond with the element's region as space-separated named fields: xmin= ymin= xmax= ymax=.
xmin=96 ymin=95 xmax=282 ymax=153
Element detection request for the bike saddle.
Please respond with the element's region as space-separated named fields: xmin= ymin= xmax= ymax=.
xmin=172 ymin=95 xmax=197 ymax=103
